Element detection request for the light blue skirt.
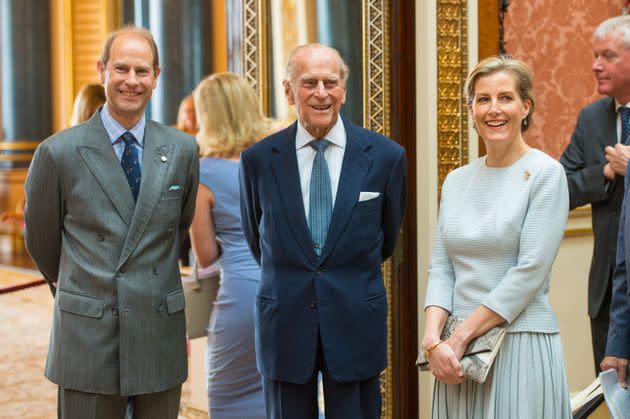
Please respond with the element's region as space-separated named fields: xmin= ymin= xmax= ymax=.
xmin=431 ymin=332 xmax=571 ymax=419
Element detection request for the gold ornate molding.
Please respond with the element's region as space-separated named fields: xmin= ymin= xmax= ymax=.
xmin=437 ymin=0 xmax=469 ymax=190
xmin=242 ymin=0 xmax=267 ymax=114
xmin=363 ymin=0 xmax=390 ymax=137
xmin=241 ymin=0 xmax=394 ymax=416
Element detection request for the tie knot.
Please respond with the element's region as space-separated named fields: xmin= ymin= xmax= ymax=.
xmin=309 ymin=139 xmax=330 ymax=153
xmin=121 ymin=131 xmax=135 ymax=144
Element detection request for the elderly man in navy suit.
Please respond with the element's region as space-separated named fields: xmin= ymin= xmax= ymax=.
xmin=239 ymin=43 xmax=407 ymax=418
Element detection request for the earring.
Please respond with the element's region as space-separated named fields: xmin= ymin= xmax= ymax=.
xmin=522 ymin=119 xmax=528 ymax=127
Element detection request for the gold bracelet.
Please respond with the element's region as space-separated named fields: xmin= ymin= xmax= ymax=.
xmin=423 ymin=340 xmax=443 ymax=360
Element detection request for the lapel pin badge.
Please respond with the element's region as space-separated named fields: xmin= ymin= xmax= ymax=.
xmin=524 ymin=170 xmax=530 ymax=181
xmin=161 ymin=155 xmax=167 ymax=162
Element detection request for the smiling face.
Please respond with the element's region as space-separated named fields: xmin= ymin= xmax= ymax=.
xmin=284 ymin=46 xmax=347 ymax=138
xmin=470 ymin=71 xmax=530 ymax=147
xmin=592 ymin=33 xmax=630 ymax=104
xmin=97 ymin=32 xmax=160 ymax=129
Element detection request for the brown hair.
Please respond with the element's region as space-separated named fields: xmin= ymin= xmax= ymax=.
xmin=193 ymin=72 xmax=271 ymax=158
xmin=100 ymin=25 xmax=160 ymax=73
xmin=465 ymin=55 xmax=534 ymax=132
xmin=70 ymin=83 xmax=106 ymax=126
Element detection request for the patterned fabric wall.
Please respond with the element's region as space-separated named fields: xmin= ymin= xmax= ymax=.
xmin=503 ymin=2 xmax=620 ymax=158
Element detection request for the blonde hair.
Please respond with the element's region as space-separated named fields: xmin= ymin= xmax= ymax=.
xmin=193 ymin=72 xmax=271 ymax=158
xmin=464 ymin=55 xmax=535 ymax=132
xmin=70 ymin=83 xmax=106 ymax=126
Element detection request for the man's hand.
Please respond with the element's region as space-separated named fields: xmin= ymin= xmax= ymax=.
xmin=605 ymin=144 xmax=630 ymax=177
xmin=601 ymin=356 xmax=629 ymax=388
xmin=604 ymin=162 xmax=616 ymax=180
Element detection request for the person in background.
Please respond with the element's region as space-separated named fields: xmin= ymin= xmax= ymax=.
xmin=560 ymin=15 xmax=630 ymax=375
xmin=423 ymin=55 xmax=570 ymax=418
xmin=24 ymin=25 xmax=199 ymax=418
xmin=189 ymin=72 xmax=271 ymax=419
xmin=176 ymin=94 xmax=197 ymax=135
xmin=69 ymin=83 xmax=106 ymax=127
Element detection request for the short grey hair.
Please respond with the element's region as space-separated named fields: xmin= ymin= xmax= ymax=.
xmin=284 ymin=43 xmax=349 ymax=84
xmin=593 ymin=15 xmax=630 ymax=49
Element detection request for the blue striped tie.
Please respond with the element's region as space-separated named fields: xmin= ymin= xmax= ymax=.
xmin=309 ymin=139 xmax=332 ymax=256
xmin=120 ymin=131 xmax=141 ymax=201
xmin=620 ymin=107 xmax=630 ymax=145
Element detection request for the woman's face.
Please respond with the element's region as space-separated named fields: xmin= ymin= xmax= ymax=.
xmin=470 ymin=71 xmax=530 ymax=147
xmin=181 ymin=99 xmax=197 ymax=134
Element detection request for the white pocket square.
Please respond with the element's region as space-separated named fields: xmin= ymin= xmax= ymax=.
xmin=168 ymin=185 xmax=182 ymax=191
xmin=358 ymin=191 xmax=380 ymax=202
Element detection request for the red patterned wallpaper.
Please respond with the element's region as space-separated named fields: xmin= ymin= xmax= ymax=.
xmin=503 ymin=2 xmax=620 ymax=158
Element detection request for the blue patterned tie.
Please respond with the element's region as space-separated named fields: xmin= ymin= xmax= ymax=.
xmin=309 ymin=139 xmax=332 ymax=256
xmin=620 ymin=107 xmax=630 ymax=145
xmin=120 ymin=131 xmax=141 ymax=201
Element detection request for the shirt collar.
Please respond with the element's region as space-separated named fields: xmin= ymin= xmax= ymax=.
xmin=295 ymin=116 xmax=346 ymax=150
xmin=615 ymin=100 xmax=630 ymax=112
xmin=100 ymin=104 xmax=146 ymax=147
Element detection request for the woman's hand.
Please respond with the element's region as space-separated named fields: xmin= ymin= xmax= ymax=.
xmin=428 ymin=341 xmax=464 ymax=384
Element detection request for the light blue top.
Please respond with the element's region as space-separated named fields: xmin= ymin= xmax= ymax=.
xmin=199 ymin=157 xmax=260 ymax=283
xmin=425 ymin=149 xmax=569 ymax=333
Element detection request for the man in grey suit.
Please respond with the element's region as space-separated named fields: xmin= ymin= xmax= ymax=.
xmin=24 ymin=26 xmax=199 ymax=418
xmin=560 ymin=15 xmax=630 ymax=375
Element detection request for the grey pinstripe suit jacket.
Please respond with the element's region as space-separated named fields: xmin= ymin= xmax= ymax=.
xmin=24 ymin=111 xmax=199 ymax=395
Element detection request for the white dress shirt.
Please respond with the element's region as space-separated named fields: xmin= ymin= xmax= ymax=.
xmin=615 ymin=100 xmax=630 ymax=143
xmin=296 ymin=117 xmax=346 ymax=221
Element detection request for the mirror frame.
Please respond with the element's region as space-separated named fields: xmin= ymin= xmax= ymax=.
xmin=240 ymin=0 xmax=394 ymax=416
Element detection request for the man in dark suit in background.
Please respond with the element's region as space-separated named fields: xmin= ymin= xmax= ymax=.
xmin=560 ymin=15 xmax=630 ymax=375
xmin=239 ymin=43 xmax=407 ymax=418
xmin=25 ymin=26 xmax=198 ymax=418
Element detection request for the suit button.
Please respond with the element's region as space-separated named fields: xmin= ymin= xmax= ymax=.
xmin=316 ymin=270 xmax=322 ymax=275
xmin=115 ymin=271 xmax=122 ymax=278
xmin=309 ymin=301 xmax=316 ymax=309
xmin=167 ymin=228 xmax=175 ymax=234
xmin=153 ymin=266 xmax=159 ymax=275
xmin=157 ymin=303 xmax=164 ymax=312
xmin=96 ymin=234 xmax=104 ymax=242
xmin=112 ymin=306 xmax=119 ymax=316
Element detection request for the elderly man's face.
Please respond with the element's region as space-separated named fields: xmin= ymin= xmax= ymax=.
xmin=284 ymin=48 xmax=347 ymax=139
xmin=592 ymin=33 xmax=630 ymax=104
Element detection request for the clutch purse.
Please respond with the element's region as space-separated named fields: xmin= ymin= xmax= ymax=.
xmin=416 ymin=315 xmax=506 ymax=383
xmin=181 ymin=262 xmax=220 ymax=339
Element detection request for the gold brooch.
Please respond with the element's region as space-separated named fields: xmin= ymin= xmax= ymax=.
xmin=524 ymin=170 xmax=531 ymax=181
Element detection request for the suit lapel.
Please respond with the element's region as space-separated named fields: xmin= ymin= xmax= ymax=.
xmin=319 ymin=120 xmax=372 ymax=262
xmin=117 ymin=120 xmax=173 ymax=269
xmin=601 ymin=98 xmax=617 ymax=146
xmin=77 ymin=113 xmax=135 ymax=226
xmin=271 ymin=122 xmax=317 ymax=264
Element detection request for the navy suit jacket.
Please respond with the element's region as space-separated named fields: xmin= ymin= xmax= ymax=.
xmin=239 ymin=117 xmax=407 ymax=383
xmin=607 ymin=164 xmax=630 ymax=359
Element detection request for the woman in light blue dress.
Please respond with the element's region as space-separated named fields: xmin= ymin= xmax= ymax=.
xmin=422 ymin=56 xmax=571 ymax=418
xmin=189 ymin=72 xmax=272 ymax=419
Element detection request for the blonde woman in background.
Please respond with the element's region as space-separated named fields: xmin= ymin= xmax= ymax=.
xmin=69 ymin=83 xmax=106 ymax=126
xmin=190 ymin=72 xmax=271 ymax=419
xmin=176 ymin=94 xmax=197 ymax=135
